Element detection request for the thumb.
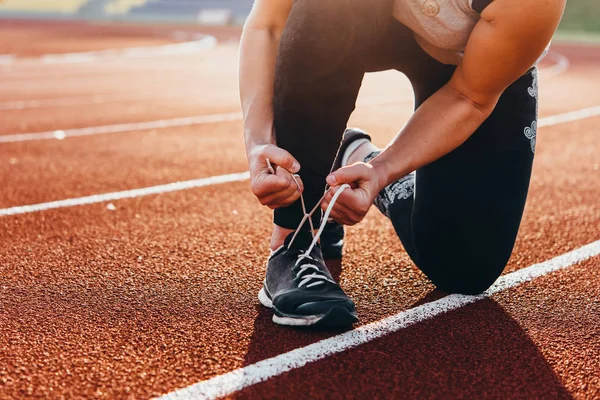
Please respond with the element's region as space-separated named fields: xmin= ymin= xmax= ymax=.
xmin=327 ymin=163 xmax=369 ymax=186
xmin=264 ymin=146 xmax=301 ymax=174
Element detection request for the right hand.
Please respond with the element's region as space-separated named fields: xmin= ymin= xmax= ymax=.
xmin=247 ymin=144 xmax=303 ymax=209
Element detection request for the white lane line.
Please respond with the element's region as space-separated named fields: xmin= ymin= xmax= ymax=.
xmin=0 ymin=92 xmax=407 ymax=111
xmin=0 ymin=55 xmax=15 ymax=64
xmin=0 ymin=34 xmax=216 ymax=65
xmin=0 ymin=172 xmax=250 ymax=217
xmin=0 ymin=86 xmax=205 ymax=111
xmin=0 ymin=94 xmax=142 ymax=110
xmin=3 ymin=101 xmax=600 ymax=144
xmin=540 ymin=51 xmax=570 ymax=79
xmin=0 ymin=112 xmax=243 ymax=143
xmin=0 ymin=92 xmax=413 ymax=111
xmin=157 ymin=240 xmax=600 ymax=400
xmin=538 ymin=105 xmax=600 ymax=127
xmin=0 ymin=103 xmax=598 ymax=217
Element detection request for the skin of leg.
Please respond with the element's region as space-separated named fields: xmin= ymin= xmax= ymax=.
xmin=270 ymin=0 xmax=394 ymax=248
xmin=347 ymin=141 xmax=381 ymax=166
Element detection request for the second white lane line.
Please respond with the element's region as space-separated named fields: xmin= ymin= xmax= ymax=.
xmin=2 ymin=102 xmax=599 ymax=144
xmin=0 ymin=105 xmax=599 ymax=217
xmin=0 ymin=172 xmax=250 ymax=217
xmin=156 ymin=240 xmax=600 ymax=400
xmin=0 ymin=112 xmax=244 ymax=144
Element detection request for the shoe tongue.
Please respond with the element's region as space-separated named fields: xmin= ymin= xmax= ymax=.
xmin=284 ymin=230 xmax=314 ymax=250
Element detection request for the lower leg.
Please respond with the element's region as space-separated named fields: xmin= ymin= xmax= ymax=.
xmin=405 ymin=69 xmax=538 ymax=293
xmin=270 ymin=226 xmax=294 ymax=251
xmin=345 ymin=140 xmax=381 ymax=166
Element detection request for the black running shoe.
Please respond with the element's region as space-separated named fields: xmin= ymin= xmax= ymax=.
xmin=258 ymin=231 xmax=358 ymax=328
xmin=320 ymin=128 xmax=373 ymax=260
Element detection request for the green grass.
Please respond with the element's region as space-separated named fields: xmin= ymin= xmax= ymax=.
xmin=554 ymin=30 xmax=600 ymax=44
xmin=558 ymin=0 xmax=600 ymax=33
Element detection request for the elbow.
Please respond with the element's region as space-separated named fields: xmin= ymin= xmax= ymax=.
xmin=450 ymin=86 xmax=498 ymax=120
xmin=243 ymin=11 xmax=286 ymax=41
xmin=267 ymin=25 xmax=284 ymax=41
xmin=242 ymin=23 xmax=284 ymax=42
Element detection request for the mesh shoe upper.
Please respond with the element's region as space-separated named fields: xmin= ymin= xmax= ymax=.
xmin=265 ymin=231 xmax=355 ymax=316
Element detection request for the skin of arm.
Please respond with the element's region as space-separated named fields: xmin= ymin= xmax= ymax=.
xmin=240 ymin=0 xmax=303 ymax=209
xmin=240 ymin=0 xmax=291 ymax=149
xmin=324 ymin=0 xmax=566 ymax=225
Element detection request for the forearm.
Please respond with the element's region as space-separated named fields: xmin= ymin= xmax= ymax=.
xmin=370 ymin=84 xmax=496 ymax=189
xmin=239 ymin=26 xmax=280 ymax=152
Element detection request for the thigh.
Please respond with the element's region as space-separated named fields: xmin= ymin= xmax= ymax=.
xmin=366 ymin=18 xmax=455 ymax=85
xmin=411 ymin=69 xmax=538 ymax=293
xmin=274 ymin=0 xmax=394 ymax=176
xmin=273 ymin=0 xmax=395 ymax=227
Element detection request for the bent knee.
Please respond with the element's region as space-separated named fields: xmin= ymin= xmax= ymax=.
xmin=419 ymin=256 xmax=508 ymax=295
xmin=432 ymin=272 xmax=500 ymax=295
xmin=413 ymin=232 xmax=515 ymax=295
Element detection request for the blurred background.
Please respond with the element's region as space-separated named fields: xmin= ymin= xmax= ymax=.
xmin=0 ymin=0 xmax=598 ymax=36
xmin=0 ymin=0 xmax=253 ymax=25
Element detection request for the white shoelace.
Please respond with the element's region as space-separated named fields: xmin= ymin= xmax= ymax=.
xmin=267 ymin=159 xmax=350 ymax=288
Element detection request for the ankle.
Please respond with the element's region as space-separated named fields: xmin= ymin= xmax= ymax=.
xmin=270 ymin=225 xmax=294 ymax=251
xmin=346 ymin=141 xmax=380 ymax=166
xmin=270 ymin=225 xmax=320 ymax=251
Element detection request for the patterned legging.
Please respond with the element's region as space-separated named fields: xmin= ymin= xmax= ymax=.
xmin=272 ymin=0 xmax=537 ymax=294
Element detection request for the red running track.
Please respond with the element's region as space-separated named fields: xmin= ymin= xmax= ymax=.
xmin=0 ymin=21 xmax=598 ymax=399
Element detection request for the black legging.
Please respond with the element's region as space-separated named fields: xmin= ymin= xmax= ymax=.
xmin=272 ymin=0 xmax=537 ymax=294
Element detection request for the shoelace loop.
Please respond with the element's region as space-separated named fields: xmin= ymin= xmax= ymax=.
xmin=267 ymin=159 xmax=349 ymax=288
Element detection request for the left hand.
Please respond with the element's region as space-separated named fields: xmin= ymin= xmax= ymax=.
xmin=322 ymin=162 xmax=384 ymax=226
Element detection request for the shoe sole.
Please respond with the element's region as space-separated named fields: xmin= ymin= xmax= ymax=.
xmin=258 ymin=287 xmax=358 ymax=328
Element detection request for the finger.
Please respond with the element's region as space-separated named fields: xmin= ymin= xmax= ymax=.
xmin=275 ymin=167 xmax=304 ymax=193
xmin=322 ymin=196 xmax=356 ymax=222
xmin=326 ymin=163 xmax=371 ymax=186
xmin=334 ymin=184 xmax=370 ymax=212
xmin=322 ymin=185 xmax=354 ymax=209
xmin=252 ymin=173 xmax=291 ymax=198
xmin=260 ymin=180 xmax=297 ymax=203
xmin=267 ymin=189 xmax=302 ymax=209
xmin=279 ymin=189 xmax=303 ymax=207
xmin=326 ymin=210 xmax=344 ymax=224
xmin=292 ymin=174 xmax=304 ymax=193
xmin=263 ymin=146 xmax=301 ymax=174
xmin=323 ymin=186 xmax=369 ymax=223
xmin=328 ymin=209 xmax=356 ymax=226
xmin=261 ymin=184 xmax=300 ymax=207
xmin=321 ymin=185 xmax=347 ymax=213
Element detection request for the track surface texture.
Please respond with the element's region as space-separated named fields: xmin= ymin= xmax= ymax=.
xmin=0 ymin=21 xmax=599 ymax=400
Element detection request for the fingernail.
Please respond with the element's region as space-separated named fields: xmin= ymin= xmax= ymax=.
xmin=326 ymin=175 xmax=336 ymax=185
xmin=292 ymin=162 xmax=300 ymax=173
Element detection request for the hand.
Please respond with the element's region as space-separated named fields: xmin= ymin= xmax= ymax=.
xmin=321 ymin=162 xmax=384 ymax=225
xmin=247 ymin=143 xmax=303 ymax=209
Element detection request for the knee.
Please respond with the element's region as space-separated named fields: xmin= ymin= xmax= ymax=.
xmin=411 ymin=224 xmax=516 ymax=295
xmin=278 ymin=0 xmax=389 ymax=67
xmin=281 ymin=0 xmax=353 ymax=52
xmin=418 ymin=253 xmax=508 ymax=295
xmin=290 ymin=0 xmax=389 ymax=26
xmin=431 ymin=269 xmax=500 ymax=295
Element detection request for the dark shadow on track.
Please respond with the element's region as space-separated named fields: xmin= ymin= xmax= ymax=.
xmin=236 ymin=296 xmax=572 ymax=399
xmin=238 ymin=258 xmax=352 ymax=366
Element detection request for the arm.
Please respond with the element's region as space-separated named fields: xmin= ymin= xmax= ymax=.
xmin=325 ymin=0 xmax=565 ymax=224
xmin=369 ymin=0 xmax=566 ymax=185
xmin=240 ymin=0 xmax=302 ymax=208
xmin=240 ymin=0 xmax=291 ymax=149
